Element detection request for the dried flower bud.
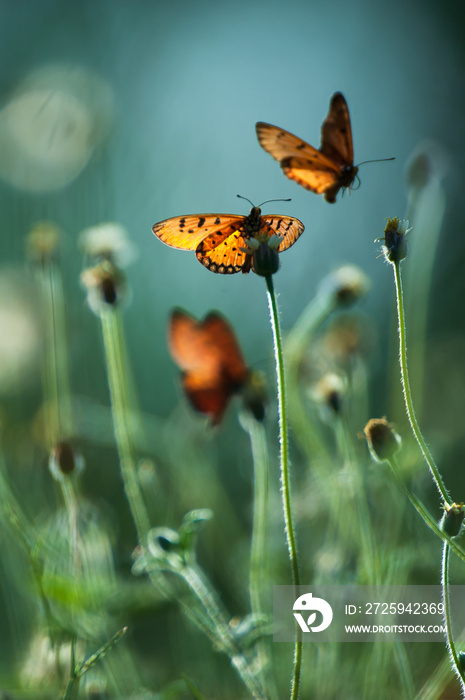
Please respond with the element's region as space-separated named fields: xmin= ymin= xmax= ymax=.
xmin=26 ymin=221 xmax=61 ymax=265
xmin=49 ymin=441 xmax=85 ymax=481
xmin=440 ymin=502 xmax=464 ymax=538
xmin=81 ymin=261 xmax=126 ymax=315
xmin=381 ymin=218 xmax=410 ymax=264
xmin=319 ymin=265 xmax=370 ymax=307
xmin=311 ymin=373 xmax=346 ymax=416
xmin=363 ymin=417 xmax=401 ymax=463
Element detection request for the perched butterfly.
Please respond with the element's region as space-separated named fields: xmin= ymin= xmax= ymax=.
xmin=152 ymin=196 xmax=305 ymax=274
xmin=168 ymin=308 xmax=265 ymax=425
xmin=256 ymin=92 xmax=393 ymax=203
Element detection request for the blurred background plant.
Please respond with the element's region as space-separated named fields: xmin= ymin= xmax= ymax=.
xmin=1 ymin=0 xmax=465 ymax=698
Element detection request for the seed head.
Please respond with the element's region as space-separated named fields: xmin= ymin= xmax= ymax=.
xmin=363 ymin=417 xmax=401 ymax=463
xmin=381 ymin=218 xmax=411 ymax=264
xmin=81 ymin=261 xmax=127 ymax=315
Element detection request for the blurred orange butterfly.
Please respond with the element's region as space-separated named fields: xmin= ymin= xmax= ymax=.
xmin=153 ymin=197 xmax=304 ymax=274
xmin=168 ymin=308 xmax=263 ymax=425
xmin=256 ymin=92 xmax=393 ymax=203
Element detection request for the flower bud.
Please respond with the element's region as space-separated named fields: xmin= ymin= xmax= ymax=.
xmin=81 ymin=261 xmax=126 ymax=315
xmin=381 ymin=218 xmax=410 ymax=264
xmin=251 ymin=239 xmax=280 ymax=276
xmin=26 ymin=221 xmax=61 ymax=265
xmin=363 ymin=417 xmax=401 ymax=463
xmin=49 ymin=441 xmax=85 ymax=481
xmin=405 ymin=141 xmax=448 ymax=190
xmin=440 ymin=502 xmax=464 ymax=538
xmin=311 ymin=373 xmax=346 ymax=417
xmin=319 ymin=265 xmax=370 ymax=307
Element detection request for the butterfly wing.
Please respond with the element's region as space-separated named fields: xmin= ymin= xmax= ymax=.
xmin=258 ymin=215 xmax=305 ymax=252
xmin=256 ymin=122 xmax=342 ymax=195
xmin=320 ymin=92 xmax=354 ymax=167
xmin=153 ymin=213 xmax=253 ymax=274
xmin=152 ymin=214 xmax=245 ymax=251
xmin=201 ymin=313 xmax=249 ymax=386
xmin=168 ymin=309 xmax=248 ymax=424
xmin=195 ymin=227 xmax=251 ymax=274
xmin=256 ymin=122 xmax=338 ymax=170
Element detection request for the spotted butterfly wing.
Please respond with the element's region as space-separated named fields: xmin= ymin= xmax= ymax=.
xmin=256 ymin=92 xmax=358 ymax=203
xmin=153 ymin=207 xmax=304 ymax=274
xmin=168 ymin=309 xmax=249 ymax=424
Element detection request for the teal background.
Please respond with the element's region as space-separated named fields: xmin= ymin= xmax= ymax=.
xmin=1 ymin=0 xmax=464 ymax=418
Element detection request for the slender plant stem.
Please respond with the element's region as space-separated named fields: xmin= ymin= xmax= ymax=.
xmin=183 ymin=564 xmax=267 ymax=699
xmin=100 ymin=309 xmax=151 ymax=540
xmin=285 ymin=292 xmax=333 ymax=462
xmin=388 ymin=457 xmax=465 ymax=564
xmin=245 ymin=416 xmax=269 ymax=620
xmin=265 ymin=274 xmax=302 ymax=700
xmin=242 ymin=412 xmax=278 ymax=700
xmin=38 ymin=260 xmax=73 ymax=446
xmin=441 ymin=541 xmax=465 ymax=694
xmin=393 ymin=642 xmax=416 ymax=700
xmin=392 ymin=261 xmax=450 ymax=504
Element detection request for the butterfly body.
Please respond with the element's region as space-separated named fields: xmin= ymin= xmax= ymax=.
xmin=256 ymin=92 xmax=358 ymax=203
xmin=153 ymin=205 xmax=304 ymax=274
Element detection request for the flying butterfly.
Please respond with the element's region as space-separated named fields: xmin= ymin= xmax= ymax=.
xmin=168 ymin=308 xmax=262 ymax=425
xmin=256 ymin=92 xmax=394 ymax=203
xmin=152 ymin=196 xmax=305 ymax=274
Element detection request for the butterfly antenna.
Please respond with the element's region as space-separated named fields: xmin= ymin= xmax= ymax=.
xmin=237 ymin=194 xmax=292 ymax=208
xmin=258 ymin=197 xmax=292 ymax=207
xmin=237 ymin=194 xmax=255 ymax=207
xmin=356 ymin=157 xmax=395 ymax=167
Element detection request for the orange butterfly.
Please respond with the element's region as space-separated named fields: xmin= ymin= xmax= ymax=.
xmin=152 ymin=197 xmax=304 ymax=274
xmin=168 ymin=308 xmax=263 ymax=425
xmin=256 ymin=93 xmax=393 ymax=203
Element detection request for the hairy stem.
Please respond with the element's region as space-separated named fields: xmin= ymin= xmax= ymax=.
xmin=265 ymin=274 xmax=302 ymax=700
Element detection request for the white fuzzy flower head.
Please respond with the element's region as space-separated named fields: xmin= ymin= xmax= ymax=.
xmin=78 ymin=222 xmax=137 ymax=267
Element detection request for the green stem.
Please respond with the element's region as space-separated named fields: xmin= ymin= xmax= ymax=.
xmin=183 ymin=564 xmax=267 ymax=699
xmin=241 ymin=412 xmax=277 ymax=700
xmin=285 ymin=292 xmax=334 ymax=462
xmin=246 ymin=416 xmax=269 ymax=625
xmin=388 ymin=457 xmax=465 ymax=563
xmin=38 ymin=260 xmax=73 ymax=446
xmin=441 ymin=541 xmax=465 ymax=693
xmin=265 ymin=274 xmax=302 ymax=700
xmin=393 ymin=261 xmax=450 ymax=504
xmin=100 ymin=309 xmax=151 ymax=540
xmin=285 ymin=290 xmax=334 ymax=362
